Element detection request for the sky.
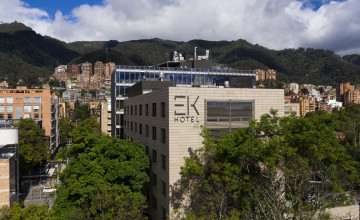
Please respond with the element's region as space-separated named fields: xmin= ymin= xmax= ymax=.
xmin=0 ymin=0 xmax=359 ymax=55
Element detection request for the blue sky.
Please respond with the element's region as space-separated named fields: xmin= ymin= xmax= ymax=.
xmin=25 ymin=0 xmax=103 ymax=18
xmin=1 ymin=0 xmax=359 ymax=55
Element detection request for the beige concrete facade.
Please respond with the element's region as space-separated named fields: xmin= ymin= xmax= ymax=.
xmin=0 ymin=159 xmax=10 ymax=207
xmin=124 ymin=87 xmax=284 ymax=219
xmin=100 ymin=99 xmax=112 ymax=136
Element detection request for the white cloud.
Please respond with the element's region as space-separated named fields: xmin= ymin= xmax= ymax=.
xmin=0 ymin=0 xmax=360 ymax=55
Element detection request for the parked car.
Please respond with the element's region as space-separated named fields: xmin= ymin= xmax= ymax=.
xmin=43 ymin=187 xmax=56 ymax=193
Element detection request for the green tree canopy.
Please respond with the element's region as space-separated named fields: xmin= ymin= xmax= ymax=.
xmin=172 ymin=110 xmax=359 ymax=219
xmin=52 ymin=122 xmax=150 ymax=219
xmin=15 ymin=118 xmax=48 ymax=173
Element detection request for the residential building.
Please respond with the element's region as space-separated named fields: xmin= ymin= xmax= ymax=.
xmin=111 ymin=65 xmax=256 ymax=139
xmin=287 ymin=94 xmax=315 ymax=116
xmin=123 ymin=81 xmax=284 ymax=219
xmin=100 ymin=97 xmax=112 ymax=136
xmin=266 ymin=69 xmax=276 ymax=80
xmin=0 ymin=81 xmax=9 ymax=89
xmin=336 ymin=82 xmax=360 ymax=106
xmin=255 ymin=69 xmax=266 ymax=81
xmin=288 ymin=83 xmax=299 ymax=94
xmin=284 ymin=97 xmax=300 ymax=116
xmin=0 ymin=87 xmax=60 ymax=153
xmin=0 ymin=128 xmax=19 ymax=208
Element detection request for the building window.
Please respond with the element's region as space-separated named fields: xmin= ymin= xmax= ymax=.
xmin=6 ymin=97 xmax=13 ymax=104
xmin=24 ymin=97 xmax=32 ymax=103
xmin=7 ymin=114 xmax=13 ymax=119
xmin=162 ymin=207 xmax=167 ymax=220
xmin=152 ymin=149 xmax=157 ymax=163
xmin=161 ymin=154 xmax=166 ymax=170
xmin=145 ymin=104 xmax=149 ymax=116
xmin=152 ymin=195 xmax=157 ymax=209
xmin=145 ymin=125 xmax=149 ymax=137
xmin=161 ymin=128 xmax=166 ymax=143
xmin=33 ymin=97 xmax=42 ymax=104
xmin=161 ymin=180 xmax=166 ymax=198
xmin=206 ymin=101 xmax=253 ymax=136
xmin=139 ymin=123 xmax=142 ymax=135
xmin=6 ymin=105 xmax=13 ymax=112
xmin=135 ymin=105 xmax=137 ymax=115
xmin=152 ymin=103 xmax=156 ymax=117
xmin=152 ymin=126 xmax=157 ymax=140
xmin=131 ymin=122 xmax=133 ymax=131
xmin=134 ymin=122 xmax=137 ymax=133
xmin=24 ymin=114 xmax=31 ymax=119
xmin=152 ymin=172 xmax=157 ymax=186
xmin=0 ymin=97 xmax=4 ymax=104
xmin=131 ymin=106 xmax=133 ymax=115
xmin=139 ymin=105 xmax=142 ymax=116
xmin=161 ymin=102 xmax=166 ymax=117
xmin=0 ymin=114 xmax=4 ymax=119
xmin=34 ymin=114 xmax=39 ymax=120
xmin=24 ymin=105 xmax=31 ymax=112
xmin=145 ymin=146 xmax=149 ymax=156
xmin=33 ymin=106 xmax=40 ymax=112
xmin=0 ymin=106 xmax=4 ymax=112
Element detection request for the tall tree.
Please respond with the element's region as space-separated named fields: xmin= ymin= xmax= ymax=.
xmin=15 ymin=118 xmax=48 ymax=173
xmin=52 ymin=121 xmax=149 ymax=219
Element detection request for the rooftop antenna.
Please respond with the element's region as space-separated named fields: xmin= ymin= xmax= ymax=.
xmin=194 ymin=47 xmax=197 ymax=61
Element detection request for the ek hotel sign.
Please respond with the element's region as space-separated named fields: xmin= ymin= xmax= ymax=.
xmin=174 ymin=96 xmax=200 ymax=123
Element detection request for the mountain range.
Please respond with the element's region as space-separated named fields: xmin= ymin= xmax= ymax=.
xmin=1 ymin=22 xmax=360 ymax=87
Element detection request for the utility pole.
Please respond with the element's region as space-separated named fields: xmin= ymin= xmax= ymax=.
xmin=66 ymin=138 xmax=72 ymax=164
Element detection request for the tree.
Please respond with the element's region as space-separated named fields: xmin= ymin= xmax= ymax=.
xmin=172 ymin=110 xmax=358 ymax=219
xmin=15 ymin=118 xmax=48 ymax=173
xmin=52 ymin=121 xmax=149 ymax=219
xmin=0 ymin=203 xmax=53 ymax=219
xmin=70 ymin=103 xmax=91 ymax=123
xmin=59 ymin=117 xmax=75 ymax=147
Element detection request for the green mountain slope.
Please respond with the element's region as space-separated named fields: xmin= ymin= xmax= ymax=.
xmin=0 ymin=22 xmax=80 ymax=87
xmin=1 ymin=22 xmax=360 ymax=87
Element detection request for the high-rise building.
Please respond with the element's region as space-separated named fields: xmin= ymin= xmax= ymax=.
xmin=266 ymin=69 xmax=276 ymax=80
xmin=255 ymin=69 xmax=266 ymax=81
xmin=100 ymin=97 xmax=112 ymax=136
xmin=123 ymin=81 xmax=284 ymax=219
xmin=0 ymin=87 xmax=60 ymax=153
xmin=111 ymin=65 xmax=256 ymax=139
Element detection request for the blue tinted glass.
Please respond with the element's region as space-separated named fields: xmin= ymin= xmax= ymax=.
xmin=120 ymin=72 xmax=124 ymax=83
xmin=169 ymin=73 xmax=174 ymax=82
xmin=186 ymin=74 xmax=191 ymax=85
xmin=116 ymin=86 xmax=120 ymax=96
xmin=164 ymin=73 xmax=169 ymax=79
xmin=125 ymin=72 xmax=129 ymax=83
xmin=155 ymin=72 xmax=159 ymax=79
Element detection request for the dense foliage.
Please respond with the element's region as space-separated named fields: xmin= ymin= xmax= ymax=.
xmin=172 ymin=110 xmax=359 ymax=219
xmin=15 ymin=118 xmax=48 ymax=174
xmin=0 ymin=203 xmax=52 ymax=220
xmin=52 ymin=118 xmax=150 ymax=219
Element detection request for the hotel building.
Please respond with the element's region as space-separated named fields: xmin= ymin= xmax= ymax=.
xmin=123 ymin=81 xmax=284 ymax=219
xmin=111 ymin=65 xmax=256 ymax=139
